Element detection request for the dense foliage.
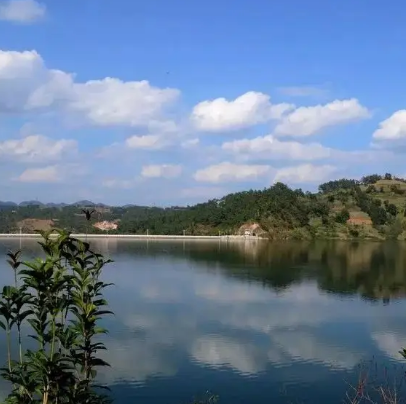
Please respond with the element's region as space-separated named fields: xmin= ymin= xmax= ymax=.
xmin=318 ymin=178 xmax=359 ymax=193
xmin=1 ymin=174 xmax=406 ymax=238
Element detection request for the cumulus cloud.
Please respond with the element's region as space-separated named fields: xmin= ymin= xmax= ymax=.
xmin=181 ymin=138 xmax=200 ymax=148
xmin=16 ymin=165 xmax=60 ymax=183
xmin=274 ymin=99 xmax=370 ymax=137
xmin=141 ymin=164 xmax=182 ymax=179
xmin=125 ymin=135 xmax=166 ymax=150
xmin=191 ymin=91 xmax=293 ymax=132
xmin=372 ymin=110 xmax=406 ymax=141
xmin=0 ymin=47 xmax=399 ymax=204
xmin=273 ymin=164 xmax=337 ymax=184
xmin=0 ymin=135 xmax=77 ymax=162
xmin=0 ymin=0 xmax=45 ymax=23
xmin=69 ymin=78 xmax=179 ymax=127
xmin=222 ymin=135 xmax=333 ymax=161
xmin=0 ymin=49 xmax=179 ymax=126
xmin=194 ymin=162 xmax=272 ymax=183
xmin=101 ymin=178 xmax=135 ymax=190
xmin=15 ymin=164 xmax=85 ymax=183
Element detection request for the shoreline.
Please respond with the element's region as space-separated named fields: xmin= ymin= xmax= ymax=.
xmin=0 ymin=233 xmax=262 ymax=241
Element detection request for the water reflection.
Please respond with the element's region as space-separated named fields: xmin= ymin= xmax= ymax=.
xmin=1 ymin=238 xmax=406 ymax=404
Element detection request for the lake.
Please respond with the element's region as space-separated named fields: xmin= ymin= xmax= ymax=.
xmin=1 ymin=237 xmax=406 ymax=403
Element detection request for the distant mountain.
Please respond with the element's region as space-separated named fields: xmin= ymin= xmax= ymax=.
xmin=46 ymin=203 xmax=69 ymax=208
xmin=0 ymin=200 xmax=110 ymax=208
xmin=71 ymin=200 xmax=95 ymax=207
xmin=19 ymin=200 xmax=44 ymax=207
xmin=70 ymin=200 xmax=109 ymax=208
xmin=0 ymin=201 xmax=17 ymax=207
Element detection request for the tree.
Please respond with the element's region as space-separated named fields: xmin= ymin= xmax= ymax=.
xmin=361 ymin=174 xmax=381 ymax=184
xmin=0 ymin=229 xmax=113 ymax=404
xmin=384 ymin=173 xmax=393 ymax=180
xmin=327 ymin=195 xmax=335 ymax=203
xmin=319 ymin=179 xmax=359 ymax=193
xmin=335 ymin=208 xmax=350 ymax=224
xmin=386 ymin=203 xmax=398 ymax=216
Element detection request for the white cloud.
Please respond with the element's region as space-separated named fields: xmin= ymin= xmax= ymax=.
xmin=222 ymin=134 xmax=332 ymax=161
xmin=0 ymin=49 xmax=179 ymax=126
xmin=372 ymin=110 xmax=406 ymax=141
xmin=69 ymin=78 xmax=179 ymax=127
xmin=141 ymin=164 xmax=182 ymax=179
xmin=273 ymin=164 xmax=337 ymax=184
xmin=15 ymin=164 xmax=85 ymax=183
xmin=125 ymin=135 xmax=166 ymax=150
xmin=0 ymin=135 xmax=77 ymax=162
xmin=102 ymin=178 xmax=135 ymax=189
xmin=181 ymin=138 xmax=199 ymax=148
xmin=274 ymin=99 xmax=370 ymax=137
xmin=194 ymin=162 xmax=272 ymax=183
xmin=191 ymin=91 xmax=293 ymax=132
xmin=17 ymin=165 xmax=60 ymax=183
xmin=0 ymin=0 xmax=45 ymax=23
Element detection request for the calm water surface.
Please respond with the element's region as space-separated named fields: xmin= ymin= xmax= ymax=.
xmin=1 ymin=238 xmax=406 ymax=403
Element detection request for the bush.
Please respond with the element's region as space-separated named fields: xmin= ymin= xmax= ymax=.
xmin=335 ymin=208 xmax=350 ymax=224
xmin=0 ymin=229 xmax=113 ymax=404
xmin=386 ymin=203 xmax=398 ymax=216
xmin=386 ymin=218 xmax=403 ymax=239
xmin=348 ymin=227 xmax=359 ymax=238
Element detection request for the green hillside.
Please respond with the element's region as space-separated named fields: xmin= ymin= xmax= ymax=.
xmin=1 ymin=173 xmax=406 ymax=240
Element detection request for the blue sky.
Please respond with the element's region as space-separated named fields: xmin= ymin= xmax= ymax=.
xmin=0 ymin=0 xmax=406 ymax=205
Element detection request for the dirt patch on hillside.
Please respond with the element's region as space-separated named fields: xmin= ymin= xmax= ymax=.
xmin=17 ymin=219 xmax=54 ymax=232
xmin=347 ymin=217 xmax=373 ymax=226
xmin=93 ymin=221 xmax=118 ymax=231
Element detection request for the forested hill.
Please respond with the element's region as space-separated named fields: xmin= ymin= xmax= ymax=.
xmin=1 ymin=173 xmax=406 ymax=240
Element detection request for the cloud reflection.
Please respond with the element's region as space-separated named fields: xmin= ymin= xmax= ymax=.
xmin=93 ymin=251 xmax=380 ymax=388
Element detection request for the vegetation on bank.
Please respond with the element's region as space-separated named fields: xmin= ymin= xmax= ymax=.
xmin=1 ymin=173 xmax=406 ymax=240
xmin=0 ymin=229 xmax=112 ymax=403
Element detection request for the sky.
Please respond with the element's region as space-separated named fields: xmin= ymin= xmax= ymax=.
xmin=0 ymin=0 xmax=406 ymax=206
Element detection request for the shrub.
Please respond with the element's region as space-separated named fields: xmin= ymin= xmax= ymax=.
xmin=335 ymin=208 xmax=350 ymax=224
xmin=0 ymin=229 xmax=113 ymax=404
xmin=365 ymin=185 xmax=376 ymax=194
xmin=386 ymin=203 xmax=398 ymax=216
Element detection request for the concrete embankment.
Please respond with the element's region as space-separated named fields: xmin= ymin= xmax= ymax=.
xmin=0 ymin=233 xmax=262 ymax=241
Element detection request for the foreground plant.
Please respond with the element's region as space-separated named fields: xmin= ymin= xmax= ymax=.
xmin=0 ymin=229 xmax=113 ymax=404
